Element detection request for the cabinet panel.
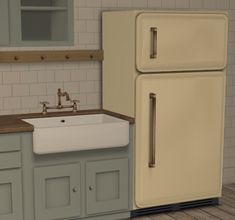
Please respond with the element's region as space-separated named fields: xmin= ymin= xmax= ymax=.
xmin=0 ymin=0 xmax=9 ymax=45
xmin=34 ymin=163 xmax=81 ymax=220
xmin=0 ymin=169 xmax=23 ymax=220
xmin=136 ymin=12 xmax=228 ymax=72
xmin=86 ymin=158 xmax=129 ymax=215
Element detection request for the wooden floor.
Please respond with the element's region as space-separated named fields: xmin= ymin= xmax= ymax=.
xmin=133 ymin=184 xmax=235 ymax=220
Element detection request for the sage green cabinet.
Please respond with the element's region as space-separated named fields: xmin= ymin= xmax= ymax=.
xmin=34 ymin=163 xmax=81 ymax=220
xmin=0 ymin=0 xmax=10 ymax=45
xmin=7 ymin=0 xmax=74 ymax=46
xmin=86 ymin=158 xmax=129 ymax=215
xmin=0 ymin=169 xmax=23 ymax=220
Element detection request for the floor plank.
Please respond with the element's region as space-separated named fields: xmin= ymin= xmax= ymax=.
xmin=149 ymin=213 xmax=176 ymax=220
xmin=132 ymin=185 xmax=235 ymax=220
xmin=199 ymin=206 xmax=235 ymax=220
xmin=220 ymin=197 xmax=235 ymax=208
xmin=167 ymin=211 xmax=196 ymax=220
xmin=183 ymin=208 xmax=220 ymax=220
xmin=224 ymin=184 xmax=235 ymax=192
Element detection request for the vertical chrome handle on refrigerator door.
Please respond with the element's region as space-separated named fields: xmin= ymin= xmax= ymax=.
xmin=150 ymin=27 xmax=158 ymax=59
xmin=149 ymin=93 xmax=156 ymax=168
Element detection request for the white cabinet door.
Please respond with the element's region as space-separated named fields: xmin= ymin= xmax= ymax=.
xmin=135 ymin=71 xmax=225 ymax=208
xmin=136 ymin=12 xmax=228 ymax=73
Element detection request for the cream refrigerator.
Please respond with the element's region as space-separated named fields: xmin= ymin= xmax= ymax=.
xmin=102 ymin=11 xmax=228 ymax=215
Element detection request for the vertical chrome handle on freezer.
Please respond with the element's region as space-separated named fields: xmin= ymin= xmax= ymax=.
xmin=149 ymin=93 xmax=156 ymax=168
xmin=150 ymin=27 xmax=158 ymax=59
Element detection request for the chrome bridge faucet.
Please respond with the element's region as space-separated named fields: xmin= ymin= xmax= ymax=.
xmin=40 ymin=88 xmax=79 ymax=114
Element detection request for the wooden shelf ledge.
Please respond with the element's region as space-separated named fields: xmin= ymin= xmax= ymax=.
xmin=0 ymin=50 xmax=103 ymax=63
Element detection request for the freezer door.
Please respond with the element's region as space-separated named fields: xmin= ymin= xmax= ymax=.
xmin=135 ymin=71 xmax=225 ymax=208
xmin=136 ymin=12 xmax=228 ymax=73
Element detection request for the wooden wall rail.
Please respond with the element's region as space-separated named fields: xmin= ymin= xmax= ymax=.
xmin=0 ymin=50 xmax=103 ymax=63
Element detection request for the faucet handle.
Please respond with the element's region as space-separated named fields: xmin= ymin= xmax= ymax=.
xmin=71 ymin=100 xmax=80 ymax=112
xmin=71 ymin=99 xmax=80 ymax=104
xmin=40 ymin=101 xmax=49 ymax=106
xmin=40 ymin=101 xmax=49 ymax=115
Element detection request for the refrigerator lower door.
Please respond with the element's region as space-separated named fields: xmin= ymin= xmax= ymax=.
xmin=135 ymin=71 xmax=225 ymax=208
xmin=136 ymin=12 xmax=228 ymax=73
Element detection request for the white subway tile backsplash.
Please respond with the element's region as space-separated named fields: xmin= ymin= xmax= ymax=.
xmin=46 ymin=83 xmax=63 ymax=95
xmin=80 ymin=81 xmax=95 ymax=93
xmin=87 ymin=20 xmax=100 ymax=33
xmin=94 ymin=81 xmax=101 ymax=92
xmin=101 ymin=0 xmax=117 ymax=7
xmin=87 ymin=93 xmax=100 ymax=105
xmin=3 ymin=72 xmax=20 ymax=84
xmin=0 ymin=64 xmax=11 ymax=72
xmin=175 ymin=0 xmax=190 ymax=8
xmin=230 ymin=0 xmax=235 ymax=9
xmin=13 ymin=85 xmax=29 ymax=96
xmin=0 ymin=85 xmax=12 ymax=97
xmin=133 ymin=0 xmax=148 ymax=8
xmin=0 ymin=98 xmax=3 ymax=110
xmin=55 ymin=70 xmax=71 ymax=82
xmin=117 ymin=0 xmax=132 ymax=8
xmin=20 ymin=71 xmax=37 ymax=83
xmin=29 ymin=63 xmax=46 ymax=71
xmin=71 ymin=69 xmax=87 ymax=81
xmin=78 ymin=33 xmax=95 ymax=44
xmin=162 ymin=0 xmax=176 ymax=8
xmin=148 ymin=0 xmax=162 ymax=8
xmin=87 ymin=69 xmax=101 ymax=80
xmin=78 ymin=8 xmax=94 ymax=19
xmin=38 ymin=71 xmax=55 ymax=83
xmin=203 ymin=0 xmax=217 ymax=9
xmin=86 ymin=0 xmax=101 ymax=7
xmin=3 ymin=97 xmax=21 ymax=110
xmin=189 ymin=0 xmax=203 ymax=8
xmin=11 ymin=63 xmax=29 ymax=71
xmin=30 ymin=84 xmax=47 ymax=96
xmin=21 ymin=96 xmax=38 ymax=108
xmin=217 ymin=0 xmax=229 ymax=10
xmin=64 ymin=82 xmax=80 ymax=94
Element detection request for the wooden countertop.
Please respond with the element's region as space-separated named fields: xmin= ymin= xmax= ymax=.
xmin=0 ymin=109 xmax=135 ymax=134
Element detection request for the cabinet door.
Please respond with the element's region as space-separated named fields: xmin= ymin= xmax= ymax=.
xmin=0 ymin=169 xmax=23 ymax=220
xmin=135 ymin=71 xmax=225 ymax=208
xmin=136 ymin=12 xmax=228 ymax=73
xmin=34 ymin=163 xmax=81 ymax=220
xmin=0 ymin=0 xmax=10 ymax=45
xmin=86 ymin=158 xmax=129 ymax=215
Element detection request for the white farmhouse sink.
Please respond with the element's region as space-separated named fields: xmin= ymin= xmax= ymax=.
xmin=22 ymin=114 xmax=129 ymax=154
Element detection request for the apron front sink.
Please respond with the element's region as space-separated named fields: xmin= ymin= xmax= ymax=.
xmin=22 ymin=114 xmax=129 ymax=154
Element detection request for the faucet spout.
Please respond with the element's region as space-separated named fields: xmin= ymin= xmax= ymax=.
xmin=57 ymin=88 xmax=71 ymax=108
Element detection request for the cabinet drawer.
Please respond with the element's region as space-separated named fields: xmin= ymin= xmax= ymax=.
xmin=0 ymin=152 xmax=21 ymax=170
xmin=0 ymin=134 xmax=21 ymax=152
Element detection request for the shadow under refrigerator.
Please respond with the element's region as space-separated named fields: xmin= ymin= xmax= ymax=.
xmin=102 ymin=11 xmax=228 ymax=216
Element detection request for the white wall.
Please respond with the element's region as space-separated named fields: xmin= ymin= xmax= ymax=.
xmin=0 ymin=0 xmax=234 ymax=184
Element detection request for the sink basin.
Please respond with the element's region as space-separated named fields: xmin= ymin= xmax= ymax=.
xmin=22 ymin=114 xmax=129 ymax=154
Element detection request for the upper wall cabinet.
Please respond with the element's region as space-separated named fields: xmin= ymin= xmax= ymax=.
xmin=0 ymin=0 xmax=10 ymax=46
xmin=0 ymin=0 xmax=74 ymax=47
